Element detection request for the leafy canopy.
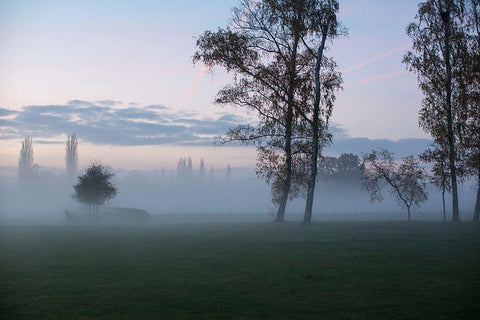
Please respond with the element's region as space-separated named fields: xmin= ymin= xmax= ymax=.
xmin=73 ymin=161 xmax=117 ymax=206
xmin=363 ymin=149 xmax=428 ymax=213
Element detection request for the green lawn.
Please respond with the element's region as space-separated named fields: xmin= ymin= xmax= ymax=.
xmin=1 ymin=222 xmax=479 ymax=319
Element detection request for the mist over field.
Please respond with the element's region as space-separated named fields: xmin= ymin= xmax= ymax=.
xmin=0 ymin=163 xmax=476 ymax=225
xmin=1 ymin=1 xmax=479 ymax=319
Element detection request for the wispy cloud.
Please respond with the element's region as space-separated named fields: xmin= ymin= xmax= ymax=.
xmin=177 ymin=65 xmax=208 ymax=103
xmin=176 ymin=65 xmax=233 ymax=104
xmin=341 ymin=45 xmax=409 ymax=74
xmin=351 ymin=70 xmax=408 ymax=87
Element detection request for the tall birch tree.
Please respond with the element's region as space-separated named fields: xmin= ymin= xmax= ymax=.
xmin=404 ymin=0 xmax=478 ymax=222
xmin=194 ymin=0 xmax=343 ymax=222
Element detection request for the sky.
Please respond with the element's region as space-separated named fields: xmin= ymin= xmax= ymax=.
xmin=0 ymin=0 xmax=429 ymax=171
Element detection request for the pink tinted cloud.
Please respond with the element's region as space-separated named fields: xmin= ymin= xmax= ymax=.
xmin=351 ymin=70 xmax=408 ymax=87
xmin=177 ymin=65 xmax=208 ymax=103
xmin=176 ymin=65 xmax=233 ymax=104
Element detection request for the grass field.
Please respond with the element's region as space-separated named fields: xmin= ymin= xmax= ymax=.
xmin=1 ymin=222 xmax=479 ymax=319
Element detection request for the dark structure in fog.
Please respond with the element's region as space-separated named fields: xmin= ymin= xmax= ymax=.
xmin=66 ymin=207 xmax=149 ymax=224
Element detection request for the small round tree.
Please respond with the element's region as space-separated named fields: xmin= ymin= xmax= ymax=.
xmin=73 ymin=161 xmax=117 ymax=221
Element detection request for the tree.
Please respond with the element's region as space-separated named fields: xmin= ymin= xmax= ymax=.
xmin=221 ymin=113 xmax=314 ymax=221
xmin=194 ymin=0 xmax=343 ymax=222
xmin=18 ymin=136 xmax=38 ymax=181
xmin=65 ymin=133 xmax=78 ymax=179
xmin=462 ymin=85 xmax=480 ymax=221
xmin=199 ymin=158 xmax=206 ymax=179
xmin=226 ymin=164 xmax=232 ymax=180
xmin=336 ymin=153 xmax=364 ymax=180
xmin=187 ymin=157 xmax=193 ymax=177
xmin=209 ymin=166 xmax=214 ymax=181
xmin=317 ymin=156 xmax=338 ymax=178
xmin=177 ymin=157 xmax=186 ymax=182
xmin=420 ymin=144 xmax=451 ymax=222
xmin=464 ymin=97 xmax=480 ymax=221
xmin=194 ymin=0 xmax=303 ymax=222
xmin=256 ymin=148 xmax=310 ymax=208
xmin=176 ymin=156 xmax=194 ymax=183
xmin=73 ymin=161 xmax=117 ymax=221
xmin=363 ymin=149 xmax=428 ymax=222
xmin=302 ymin=0 xmax=344 ymax=225
xmin=458 ymin=0 xmax=480 ymax=222
xmin=403 ymin=0 xmax=477 ymax=222
xmin=318 ymin=153 xmax=363 ymax=182
xmin=466 ymin=127 xmax=480 ymax=222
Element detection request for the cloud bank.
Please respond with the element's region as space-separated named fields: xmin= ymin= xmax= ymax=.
xmin=326 ymin=136 xmax=433 ymax=158
xmin=0 ymin=100 xmax=432 ymax=157
xmin=0 ymin=100 xmax=249 ymax=146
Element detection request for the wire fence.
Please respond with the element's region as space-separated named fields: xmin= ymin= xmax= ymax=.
xmin=148 ymin=210 xmax=463 ymax=224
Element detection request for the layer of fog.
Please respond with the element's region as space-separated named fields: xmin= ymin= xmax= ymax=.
xmin=0 ymin=165 xmax=477 ymax=225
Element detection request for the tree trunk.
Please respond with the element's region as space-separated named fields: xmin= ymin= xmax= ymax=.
xmin=96 ymin=202 xmax=99 ymax=222
xmin=304 ymin=26 xmax=329 ymax=225
xmin=442 ymin=189 xmax=446 ymax=223
xmin=473 ymin=173 xmax=480 ymax=222
xmin=442 ymin=4 xmax=460 ymax=222
xmin=275 ymin=100 xmax=293 ymax=222
xmin=275 ymin=127 xmax=291 ymax=222
xmin=407 ymin=206 xmax=411 ymax=222
xmin=275 ymin=33 xmax=300 ymax=223
xmin=276 ymin=185 xmax=288 ymax=222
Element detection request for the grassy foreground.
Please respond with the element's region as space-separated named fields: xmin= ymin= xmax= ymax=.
xmin=1 ymin=222 xmax=479 ymax=319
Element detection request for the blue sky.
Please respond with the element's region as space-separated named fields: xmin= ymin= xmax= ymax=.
xmin=0 ymin=0 xmax=429 ymax=170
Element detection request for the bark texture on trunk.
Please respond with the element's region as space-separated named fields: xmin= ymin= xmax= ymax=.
xmin=442 ymin=189 xmax=446 ymax=223
xmin=473 ymin=173 xmax=480 ymax=222
xmin=275 ymin=34 xmax=300 ymax=223
xmin=442 ymin=4 xmax=460 ymax=222
xmin=275 ymin=122 xmax=292 ymax=222
xmin=303 ymin=25 xmax=329 ymax=225
xmin=96 ymin=202 xmax=99 ymax=222
xmin=275 ymin=104 xmax=293 ymax=222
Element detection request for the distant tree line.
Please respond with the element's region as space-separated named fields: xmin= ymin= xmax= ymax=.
xmin=176 ymin=156 xmax=232 ymax=183
xmin=317 ymin=153 xmax=363 ymax=182
xmin=16 ymin=136 xmax=235 ymax=221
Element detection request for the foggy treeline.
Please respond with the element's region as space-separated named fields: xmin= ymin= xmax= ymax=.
xmin=3 ymin=134 xmax=479 ymax=224
xmin=0 ymin=153 xmax=476 ymax=224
